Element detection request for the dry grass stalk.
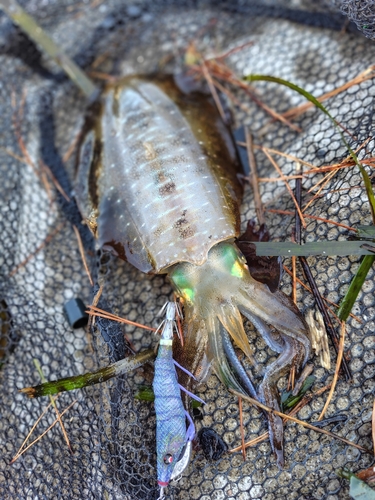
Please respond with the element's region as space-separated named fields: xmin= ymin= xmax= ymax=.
xmin=73 ymin=225 xmax=94 ymax=286
xmin=318 ymin=321 xmax=346 ymax=420
xmin=86 ymin=305 xmax=156 ymax=332
xmin=230 ymin=388 xmax=368 ymax=453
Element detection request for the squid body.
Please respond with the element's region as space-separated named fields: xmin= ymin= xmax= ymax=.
xmin=76 ymin=74 xmax=311 ymax=467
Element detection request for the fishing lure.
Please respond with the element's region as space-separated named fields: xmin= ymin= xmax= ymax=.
xmin=153 ymin=301 xmax=203 ymax=499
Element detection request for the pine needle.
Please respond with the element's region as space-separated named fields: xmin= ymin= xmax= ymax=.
xmin=318 ymin=321 xmax=346 ymax=420
xmin=229 ymin=387 xmax=369 ymax=454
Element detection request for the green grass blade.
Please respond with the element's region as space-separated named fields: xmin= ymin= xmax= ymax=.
xmin=281 ymin=375 xmax=315 ymax=411
xmin=21 ymin=349 xmax=155 ymax=397
xmin=337 ymin=255 xmax=375 ymax=321
xmin=0 ymin=0 xmax=99 ymax=100
xmin=357 ymin=225 xmax=375 ymax=238
xmin=253 ymin=241 xmax=375 ymax=257
xmin=245 ymin=74 xmax=332 ymax=117
xmin=349 ymin=474 xmax=375 ymax=500
xmin=338 ymin=469 xmax=375 ymax=499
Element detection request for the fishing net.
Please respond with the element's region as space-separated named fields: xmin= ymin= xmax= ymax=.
xmin=0 ymin=1 xmax=374 ymax=498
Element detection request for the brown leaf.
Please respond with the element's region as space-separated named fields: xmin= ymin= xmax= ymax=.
xmin=236 ymin=220 xmax=282 ymax=293
xmin=357 ymin=465 xmax=375 ymax=483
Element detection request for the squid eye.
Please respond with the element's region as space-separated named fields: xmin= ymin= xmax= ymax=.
xmin=163 ymin=454 xmax=173 ymax=465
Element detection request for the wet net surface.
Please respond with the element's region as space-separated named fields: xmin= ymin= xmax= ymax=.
xmin=0 ymin=1 xmax=374 ymax=499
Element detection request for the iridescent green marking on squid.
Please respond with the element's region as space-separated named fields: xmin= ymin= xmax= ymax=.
xmin=168 ymin=268 xmax=195 ymax=303
xmin=220 ymin=244 xmax=245 ymax=279
xmin=169 ymin=244 xmax=245 ymax=304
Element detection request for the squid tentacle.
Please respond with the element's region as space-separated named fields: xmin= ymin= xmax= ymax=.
xmin=237 ymin=288 xmax=311 ymax=366
xmin=258 ymin=337 xmax=306 ymax=468
xmin=207 ymin=316 xmax=249 ymax=396
xmin=169 ymin=241 xmax=311 ymax=467
xmin=238 ymin=293 xmax=310 ymax=468
xmin=239 ymin=307 xmax=284 ymax=354
xmin=220 ymin=325 xmax=259 ymax=400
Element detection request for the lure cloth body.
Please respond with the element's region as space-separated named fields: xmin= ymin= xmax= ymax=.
xmin=152 ymin=302 xmax=197 ymax=494
xmin=153 ymin=337 xmax=187 ymax=487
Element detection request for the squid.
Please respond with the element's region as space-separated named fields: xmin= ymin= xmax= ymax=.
xmin=74 ymin=74 xmax=311 ymax=467
xmin=21 ymin=74 xmax=311 ymax=469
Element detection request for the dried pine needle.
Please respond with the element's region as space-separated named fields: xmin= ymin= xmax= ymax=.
xmin=318 ymin=321 xmax=346 ymax=420
xmin=229 ymin=387 xmax=369 ymax=454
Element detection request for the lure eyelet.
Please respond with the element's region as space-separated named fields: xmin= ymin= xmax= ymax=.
xmin=163 ymin=454 xmax=173 ymax=465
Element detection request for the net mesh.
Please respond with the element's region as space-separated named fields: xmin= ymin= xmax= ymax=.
xmin=0 ymin=1 xmax=374 ymax=499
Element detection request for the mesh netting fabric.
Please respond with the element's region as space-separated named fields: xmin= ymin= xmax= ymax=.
xmin=335 ymin=0 xmax=375 ymax=40
xmin=0 ymin=1 xmax=374 ymax=499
